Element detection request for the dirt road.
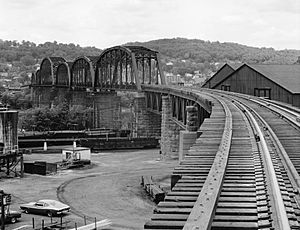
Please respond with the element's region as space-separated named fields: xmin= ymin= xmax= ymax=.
xmin=1 ymin=149 xmax=178 ymax=230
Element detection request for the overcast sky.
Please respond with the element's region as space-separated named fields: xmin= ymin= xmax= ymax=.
xmin=0 ymin=0 xmax=299 ymax=50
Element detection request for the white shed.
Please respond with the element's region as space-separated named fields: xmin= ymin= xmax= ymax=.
xmin=62 ymin=147 xmax=91 ymax=163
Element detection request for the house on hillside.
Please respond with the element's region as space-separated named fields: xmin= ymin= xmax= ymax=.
xmin=202 ymin=63 xmax=300 ymax=107
xmin=166 ymin=73 xmax=183 ymax=85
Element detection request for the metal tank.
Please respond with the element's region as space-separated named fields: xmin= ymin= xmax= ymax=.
xmin=0 ymin=109 xmax=18 ymax=154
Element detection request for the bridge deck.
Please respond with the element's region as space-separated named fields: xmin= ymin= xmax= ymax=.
xmin=144 ymin=89 xmax=300 ymax=230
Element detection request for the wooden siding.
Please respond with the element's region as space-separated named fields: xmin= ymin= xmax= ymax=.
xmin=214 ymin=65 xmax=296 ymax=106
xmin=202 ymin=64 xmax=234 ymax=88
xmin=293 ymin=94 xmax=300 ymax=107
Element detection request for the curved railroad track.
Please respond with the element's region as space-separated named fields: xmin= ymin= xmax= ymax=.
xmin=144 ymin=88 xmax=300 ymax=230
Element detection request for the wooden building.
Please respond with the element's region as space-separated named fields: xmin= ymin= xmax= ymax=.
xmin=202 ymin=63 xmax=242 ymax=89
xmin=203 ymin=63 xmax=300 ymax=107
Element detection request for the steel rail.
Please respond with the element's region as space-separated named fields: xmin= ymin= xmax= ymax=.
xmin=215 ymin=89 xmax=300 ymax=188
xmin=211 ymin=90 xmax=300 ymax=189
xmin=259 ymin=97 xmax=300 ymax=114
xmin=201 ymin=88 xmax=300 ymax=128
xmin=230 ymin=100 xmax=291 ymax=230
xmin=183 ymin=96 xmax=232 ymax=230
xmin=210 ymin=90 xmax=300 ymax=188
xmin=243 ymin=102 xmax=300 ymax=189
xmin=198 ymin=89 xmax=291 ymax=229
xmin=247 ymin=97 xmax=300 ymax=128
xmin=259 ymin=100 xmax=300 ymax=118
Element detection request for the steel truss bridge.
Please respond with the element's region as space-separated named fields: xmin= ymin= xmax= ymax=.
xmin=31 ymin=45 xmax=300 ymax=229
xmin=32 ymin=46 xmax=165 ymax=91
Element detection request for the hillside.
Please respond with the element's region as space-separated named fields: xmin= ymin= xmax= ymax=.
xmin=1 ymin=38 xmax=300 ymax=88
xmin=0 ymin=40 xmax=102 ymax=88
xmin=0 ymin=40 xmax=101 ymax=63
xmin=126 ymin=38 xmax=300 ymax=76
xmin=127 ymin=38 xmax=300 ymax=64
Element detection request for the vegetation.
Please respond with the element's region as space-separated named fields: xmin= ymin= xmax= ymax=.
xmin=0 ymin=39 xmax=101 ymax=63
xmin=127 ymin=38 xmax=300 ymax=77
xmin=0 ymin=39 xmax=102 ymax=89
xmin=1 ymin=38 xmax=299 ymax=131
xmin=0 ymin=38 xmax=299 ymax=88
xmin=19 ymin=103 xmax=93 ymax=131
xmin=0 ymin=87 xmax=32 ymax=109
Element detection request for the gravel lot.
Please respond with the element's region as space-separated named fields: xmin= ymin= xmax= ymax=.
xmin=1 ymin=148 xmax=178 ymax=230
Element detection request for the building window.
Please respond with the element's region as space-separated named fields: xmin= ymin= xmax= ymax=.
xmin=254 ymin=88 xmax=271 ymax=99
xmin=221 ymin=85 xmax=230 ymax=91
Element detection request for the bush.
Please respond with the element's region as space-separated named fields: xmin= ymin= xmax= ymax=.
xmin=19 ymin=104 xmax=93 ymax=131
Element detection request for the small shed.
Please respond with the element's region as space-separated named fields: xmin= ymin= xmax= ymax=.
xmin=62 ymin=147 xmax=91 ymax=164
xmin=24 ymin=161 xmax=57 ymax=175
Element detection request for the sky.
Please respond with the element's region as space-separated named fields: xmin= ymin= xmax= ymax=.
xmin=0 ymin=0 xmax=299 ymax=50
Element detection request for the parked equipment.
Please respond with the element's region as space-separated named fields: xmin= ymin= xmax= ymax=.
xmin=141 ymin=176 xmax=165 ymax=203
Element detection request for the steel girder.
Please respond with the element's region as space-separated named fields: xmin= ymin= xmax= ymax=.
xmin=32 ymin=45 xmax=166 ymax=92
xmin=38 ymin=57 xmax=66 ymax=86
xmin=31 ymin=69 xmax=40 ymax=85
xmin=145 ymin=92 xmax=162 ymax=114
xmin=70 ymin=56 xmax=97 ymax=90
xmin=169 ymin=95 xmax=200 ymax=128
xmin=95 ymin=46 xmax=166 ymax=91
xmin=143 ymin=85 xmax=211 ymax=130
xmin=56 ymin=62 xmax=72 ymax=87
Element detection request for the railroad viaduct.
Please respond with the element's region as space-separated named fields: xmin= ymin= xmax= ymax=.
xmin=25 ymin=45 xmax=300 ymax=229
xmin=31 ymin=45 xmax=211 ymax=158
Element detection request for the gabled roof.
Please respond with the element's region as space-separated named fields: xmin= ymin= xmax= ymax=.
xmin=213 ymin=63 xmax=300 ymax=94
xmin=229 ymin=63 xmax=243 ymax=70
xmin=248 ymin=64 xmax=300 ymax=94
xmin=202 ymin=63 xmax=241 ymax=88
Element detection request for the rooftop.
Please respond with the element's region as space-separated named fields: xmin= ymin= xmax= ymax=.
xmin=63 ymin=147 xmax=90 ymax=151
xmin=248 ymin=64 xmax=300 ymax=94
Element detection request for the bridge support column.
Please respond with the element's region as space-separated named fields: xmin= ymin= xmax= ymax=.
xmin=161 ymin=96 xmax=180 ymax=159
xmin=179 ymin=106 xmax=198 ymax=162
xmin=93 ymin=92 xmax=121 ymax=130
xmin=133 ymin=93 xmax=161 ymax=137
xmin=52 ymin=87 xmax=71 ymax=106
xmin=31 ymin=87 xmax=52 ymax=107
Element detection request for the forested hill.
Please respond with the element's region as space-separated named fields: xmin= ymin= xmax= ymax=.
xmin=1 ymin=38 xmax=299 ymax=66
xmin=0 ymin=40 xmax=101 ymax=64
xmin=1 ymin=38 xmax=299 ymax=87
xmin=126 ymin=38 xmax=300 ymax=76
xmin=0 ymin=40 xmax=102 ymax=88
xmin=127 ymin=38 xmax=300 ymax=64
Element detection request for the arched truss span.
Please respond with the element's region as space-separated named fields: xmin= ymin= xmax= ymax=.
xmin=56 ymin=62 xmax=72 ymax=87
xmin=71 ymin=56 xmax=98 ymax=89
xmin=39 ymin=57 xmax=66 ymax=85
xmin=95 ymin=46 xmax=166 ymax=91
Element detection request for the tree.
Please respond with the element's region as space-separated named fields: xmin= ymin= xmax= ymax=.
xmin=19 ymin=104 xmax=93 ymax=131
xmin=20 ymin=55 xmax=35 ymax=66
xmin=0 ymin=91 xmax=32 ymax=109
